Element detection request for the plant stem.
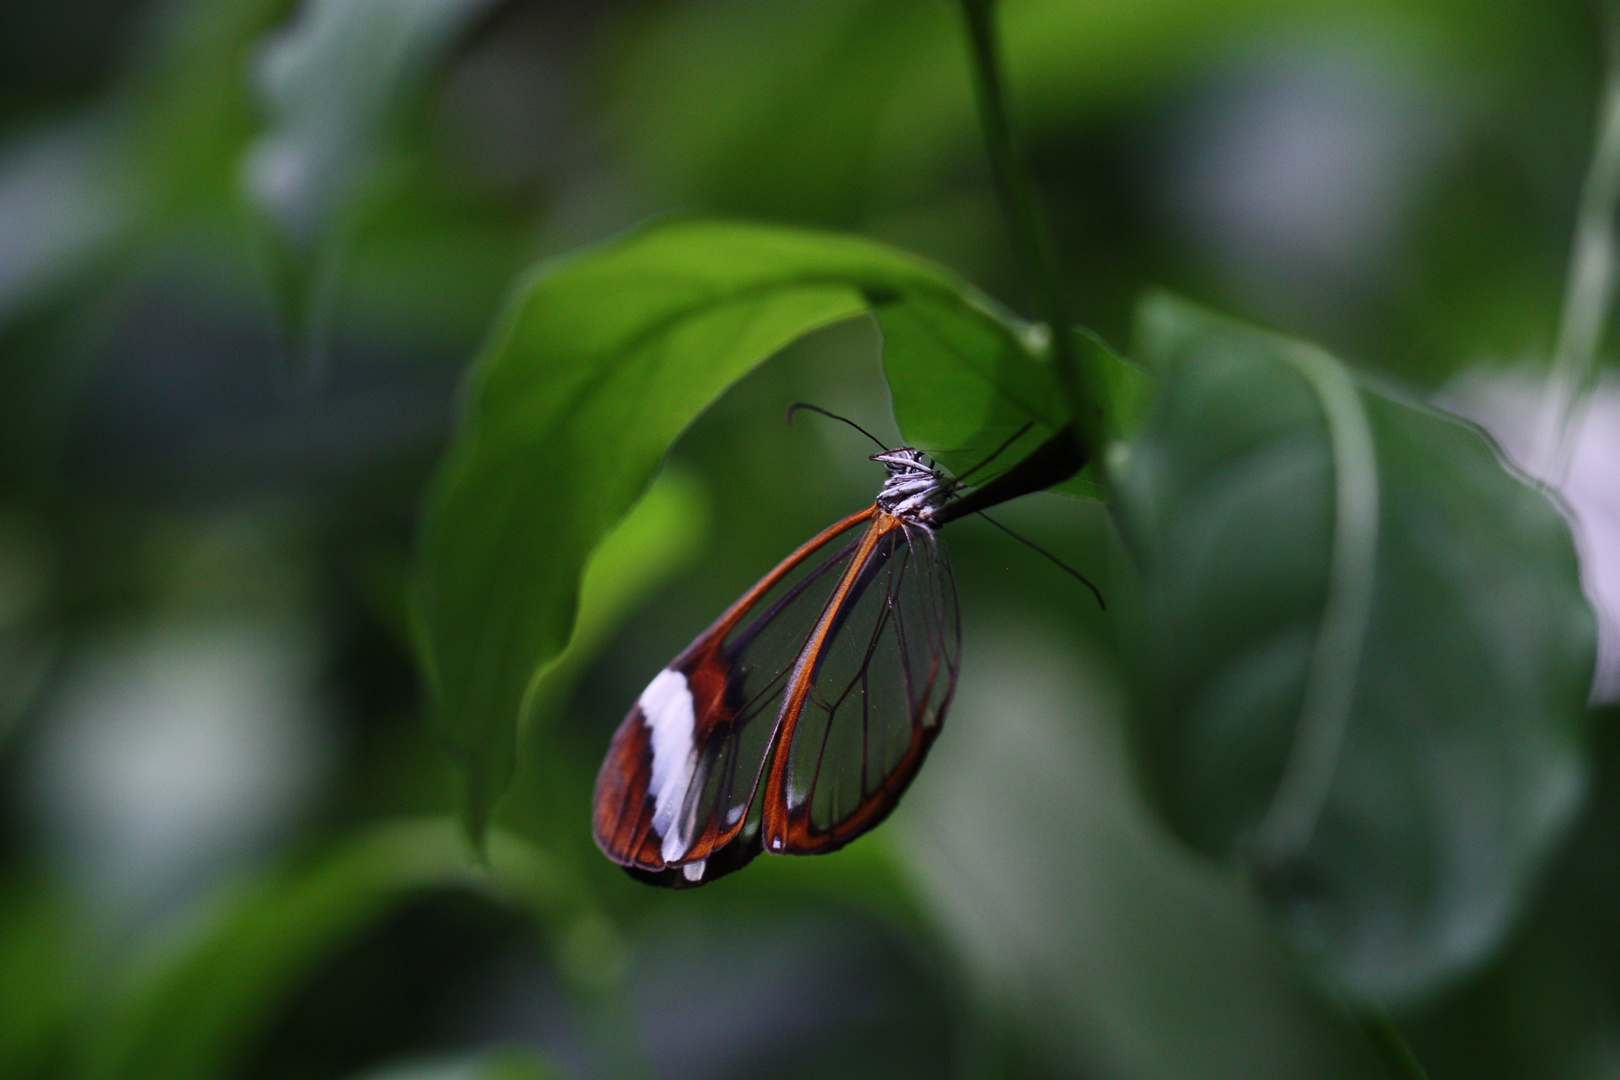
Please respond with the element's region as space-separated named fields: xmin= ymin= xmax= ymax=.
xmin=1538 ymin=0 xmax=1620 ymax=485
xmin=1357 ymin=1006 xmax=1431 ymax=1080
xmin=956 ymin=0 xmax=1095 ymax=449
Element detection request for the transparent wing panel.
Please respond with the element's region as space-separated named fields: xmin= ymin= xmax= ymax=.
xmin=778 ymin=521 xmax=960 ymax=850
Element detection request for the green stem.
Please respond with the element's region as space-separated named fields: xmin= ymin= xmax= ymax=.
xmin=956 ymin=0 xmax=1095 ymax=450
xmin=1357 ymin=1007 xmax=1431 ymax=1080
xmin=1539 ymin=0 xmax=1620 ymax=485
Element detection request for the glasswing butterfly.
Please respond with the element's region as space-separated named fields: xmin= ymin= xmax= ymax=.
xmin=593 ymin=412 xmax=1089 ymax=887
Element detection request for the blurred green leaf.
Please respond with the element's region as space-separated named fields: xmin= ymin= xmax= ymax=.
xmin=0 ymin=506 xmax=56 ymax=746
xmin=241 ymin=0 xmax=507 ymax=359
xmin=243 ymin=0 xmax=502 ymax=247
xmin=415 ymin=218 xmax=1087 ymax=844
xmin=1111 ymin=294 xmax=1595 ymax=1005
xmin=474 ymin=1050 xmax=561 ymax=1080
xmin=0 ymin=883 xmax=82 ymax=1080
xmin=1391 ymin=710 xmax=1620 ymax=1080
xmin=0 ymin=118 xmax=135 ymax=327
xmin=345 ymin=1047 xmax=562 ymax=1080
xmin=79 ymin=820 xmax=566 ymax=1080
xmin=130 ymin=0 xmax=291 ymax=211
xmin=604 ymin=0 xmax=1463 ymax=221
xmin=0 ymin=0 xmax=299 ymax=331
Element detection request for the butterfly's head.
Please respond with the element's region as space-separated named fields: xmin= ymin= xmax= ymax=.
xmin=872 ymin=448 xmax=952 ymax=522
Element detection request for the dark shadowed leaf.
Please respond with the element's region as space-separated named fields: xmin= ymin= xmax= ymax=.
xmin=414 ymin=219 xmax=1089 ymax=842
xmin=1111 ymin=294 xmax=1595 ymax=1004
xmin=895 ymin=621 xmax=1386 ymax=1080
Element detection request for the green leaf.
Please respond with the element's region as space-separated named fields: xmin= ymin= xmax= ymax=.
xmin=414 ymin=218 xmax=1083 ymax=843
xmin=78 ymin=820 xmax=566 ymax=1080
xmin=473 ymin=1052 xmax=561 ymax=1080
xmin=1081 ymin=326 xmax=1151 ymax=443
xmin=878 ymin=310 xmax=1146 ymax=498
xmin=1111 ymin=293 xmax=1595 ymax=1005
xmin=518 ymin=466 xmax=708 ymax=726
xmin=870 ymin=283 xmax=1062 ymax=463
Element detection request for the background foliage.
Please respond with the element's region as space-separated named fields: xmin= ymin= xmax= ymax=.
xmin=0 ymin=0 xmax=1615 ymax=1078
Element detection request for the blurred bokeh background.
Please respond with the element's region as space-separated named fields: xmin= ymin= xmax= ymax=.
xmin=1 ymin=0 xmax=1617 ymax=1078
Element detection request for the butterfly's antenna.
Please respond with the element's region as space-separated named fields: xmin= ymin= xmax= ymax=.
xmin=977 ymin=511 xmax=1106 ymax=611
xmin=955 ymin=422 xmax=1035 ymax=484
xmin=786 ymin=402 xmax=889 ymax=451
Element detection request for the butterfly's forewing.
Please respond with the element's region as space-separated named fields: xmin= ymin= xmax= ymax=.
xmin=593 ymin=507 xmax=878 ymax=886
xmin=761 ymin=517 xmax=960 ymax=854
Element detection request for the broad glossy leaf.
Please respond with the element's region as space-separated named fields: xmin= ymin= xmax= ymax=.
xmin=1111 ymin=294 xmax=1595 ymax=1004
xmin=518 ymin=468 xmax=707 ymax=727
xmin=872 ymin=282 xmax=1060 ymax=462
xmin=1387 ymin=714 xmax=1620 ymax=1080
xmin=78 ymin=821 xmax=566 ymax=1080
xmin=414 ymin=219 xmax=1080 ymax=842
xmin=1083 ymin=326 xmax=1152 ymax=443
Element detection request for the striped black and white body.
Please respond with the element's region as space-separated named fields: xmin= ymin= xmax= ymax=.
xmin=872 ymin=448 xmax=953 ymax=523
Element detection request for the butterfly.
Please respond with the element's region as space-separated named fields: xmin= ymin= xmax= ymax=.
xmin=592 ymin=412 xmax=1088 ymax=887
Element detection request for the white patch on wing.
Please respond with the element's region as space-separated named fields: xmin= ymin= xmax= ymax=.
xmin=682 ymin=858 xmax=707 ymax=882
xmin=640 ymin=668 xmax=698 ymax=862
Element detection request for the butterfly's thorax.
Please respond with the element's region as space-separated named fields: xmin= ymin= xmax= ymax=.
xmin=872 ymin=448 xmax=952 ymax=524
